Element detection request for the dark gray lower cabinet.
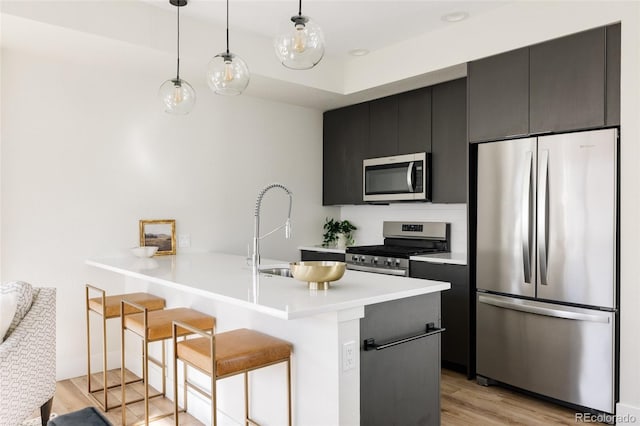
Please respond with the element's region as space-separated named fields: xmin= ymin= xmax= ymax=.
xmin=360 ymin=293 xmax=441 ymax=426
xmin=410 ymin=261 xmax=470 ymax=376
xmin=299 ymin=250 xmax=345 ymax=262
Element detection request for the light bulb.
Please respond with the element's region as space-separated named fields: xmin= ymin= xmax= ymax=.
xmin=224 ymin=59 xmax=234 ymax=82
xmin=173 ymin=83 xmax=184 ymax=104
xmin=293 ymin=24 xmax=306 ymax=53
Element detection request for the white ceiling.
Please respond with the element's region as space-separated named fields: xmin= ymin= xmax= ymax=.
xmin=0 ymin=0 xmax=512 ymax=109
xmin=142 ymin=0 xmax=509 ymax=60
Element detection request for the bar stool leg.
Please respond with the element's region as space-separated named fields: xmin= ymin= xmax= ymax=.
xmin=85 ymin=285 xmax=110 ymax=411
xmin=121 ymin=300 xmax=126 ymax=426
xmin=287 ymin=358 xmax=292 ymax=426
xmin=244 ymin=372 xmax=249 ymax=426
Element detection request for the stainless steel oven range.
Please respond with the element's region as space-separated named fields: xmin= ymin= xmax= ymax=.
xmin=346 ymin=221 xmax=450 ymax=276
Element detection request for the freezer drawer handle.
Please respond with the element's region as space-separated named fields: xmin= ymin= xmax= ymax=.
xmin=478 ymin=295 xmax=610 ymax=323
xmin=363 ymin=323 xmax=445 ymax=351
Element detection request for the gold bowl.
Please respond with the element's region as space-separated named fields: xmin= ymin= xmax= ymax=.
xmin=289 ymin=261 xmax=346 ymax=290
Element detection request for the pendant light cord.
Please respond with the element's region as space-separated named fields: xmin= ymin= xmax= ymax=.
xmin=298 ymin=0 xmax=302 ymax=16
xmin=176 ymin=4 xmax=181 ymax=80
xmin=226 ymin=0 xmax=230 ymax=55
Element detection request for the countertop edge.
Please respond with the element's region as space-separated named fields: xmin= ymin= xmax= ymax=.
xmin=298 ymin=245 xmax=346 ymax=254
xmin=409 ymin=253 xmax=467 ymax=266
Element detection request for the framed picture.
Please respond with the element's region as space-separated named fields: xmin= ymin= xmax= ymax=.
xmin=139 ymin=219 xmax=176 ymax=255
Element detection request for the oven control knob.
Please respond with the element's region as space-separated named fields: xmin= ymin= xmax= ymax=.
xmin=351 ymin=255 xmax=359 ymax=262
xmin=360 ymin=256 xmax=367 ymax=263
xmin=395 ymin=259 xmax=401 ymax=266
xmin=386 ymin=258 xmax=393 ymax=266
xmin=372 ymin=257 xmax=378 ymax=264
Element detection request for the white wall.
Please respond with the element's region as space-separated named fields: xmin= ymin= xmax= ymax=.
xmin=0 ymin=46 xmax=332 ymax=379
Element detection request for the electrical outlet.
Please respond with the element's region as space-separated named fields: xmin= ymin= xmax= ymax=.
xmin=342 ymin=341 xmax=356 ymax=371
xmin=178 ymin=234 xmax=191 ymax=248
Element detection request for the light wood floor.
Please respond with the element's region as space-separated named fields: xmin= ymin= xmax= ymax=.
xmin=42 ymin=368 xmax=597 ymax=425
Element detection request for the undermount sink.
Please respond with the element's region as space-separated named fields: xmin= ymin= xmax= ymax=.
xmin=259 ymin=266 xmax=294 ymax=278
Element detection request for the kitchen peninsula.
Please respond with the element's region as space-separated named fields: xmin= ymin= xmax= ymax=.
xmin=86 ymin=252 xmax=450 ymax=425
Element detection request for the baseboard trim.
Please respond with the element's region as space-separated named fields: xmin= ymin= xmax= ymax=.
xmin=615 ymin=402 xmax=640 ymax=424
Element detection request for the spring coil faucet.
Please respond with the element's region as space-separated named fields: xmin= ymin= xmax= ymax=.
xmin=252 ymin=183 xmax=293 ymax=272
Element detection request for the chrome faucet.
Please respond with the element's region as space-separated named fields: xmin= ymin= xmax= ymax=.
xmin=252 ymin=183 xmax=293 ymax=272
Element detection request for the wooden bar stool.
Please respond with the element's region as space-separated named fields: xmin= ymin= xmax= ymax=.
xmin=121 ymin=301 xmax=215 ymax=425
xmin=172 ymin=322 xmax=293 ymax=426
xmin=85 ymin=284 xmax=166 ymax=411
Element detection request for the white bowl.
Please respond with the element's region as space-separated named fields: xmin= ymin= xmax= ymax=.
xmin=131 ymin=246 xmax=158 ymax=258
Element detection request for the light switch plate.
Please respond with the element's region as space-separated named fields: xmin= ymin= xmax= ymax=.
xmin=178 ymin=234 xmax=191 ymax=248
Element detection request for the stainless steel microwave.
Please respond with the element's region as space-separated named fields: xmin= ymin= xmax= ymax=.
xmin=363 ymin=152 xmax=430 ymax=202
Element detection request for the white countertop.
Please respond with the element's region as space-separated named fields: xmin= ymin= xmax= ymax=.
xmin=86 ymin=252 xmax=450 ymax=320
xmin=298 ymin=245 xmax=346 ymax=254
xmin=410 ymin=252 xmax=467 ymax=266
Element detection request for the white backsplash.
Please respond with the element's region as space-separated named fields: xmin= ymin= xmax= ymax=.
xmin=340 ymin=203 xmax=468 ymax=255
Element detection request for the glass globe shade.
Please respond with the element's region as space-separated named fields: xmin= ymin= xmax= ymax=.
xmin=206 ymin=52 xmax=250 ymax=96
xmin=274 ymin=16 xmax=325 ymax=70
xmin=158 ymin=78 xmax=196 ymax=114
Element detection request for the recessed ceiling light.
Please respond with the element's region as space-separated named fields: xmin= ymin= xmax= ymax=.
xmin=348 ymin=48 xmax=370 ymax=57
xmin=442 ymin=11 xmax=469 ymax=23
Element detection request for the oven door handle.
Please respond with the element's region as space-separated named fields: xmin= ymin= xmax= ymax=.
xmin=406 ymin=161 xmax=415 ymax=192
xmin=347 ymin=264 xmax=407 ymax=276
xmin=363 ymin=323 xmax=445 ymax=351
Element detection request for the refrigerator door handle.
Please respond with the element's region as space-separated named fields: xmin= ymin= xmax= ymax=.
xmin=478 ymin=294 xmax=610 ymax=323
xmin=522 ymin=151 xmax=533 ymax=284
xmin=538 ymin=150 xmax=549 ymax=285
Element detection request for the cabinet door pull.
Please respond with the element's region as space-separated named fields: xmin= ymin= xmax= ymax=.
xmin=363 ymin=323 xmax=445 ymax=351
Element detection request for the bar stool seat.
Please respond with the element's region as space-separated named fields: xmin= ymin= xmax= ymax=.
xmin=124 ymin=307 xmax=215 ymax=341
xmin=177 ymin=328 xmax=292 ymax=377
xmin=173 ymin=325 xmax=293 ymax=426
xmin=85 ymin=284 xmax=166 ymax=412
xmin=88 ymin=292 xmax=166 ymax=319
xmin=121 ymin=303 xmax=215 ymax=426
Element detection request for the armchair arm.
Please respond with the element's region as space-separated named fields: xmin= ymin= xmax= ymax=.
xmin=0 ymin=288 xmax=56 ymax=425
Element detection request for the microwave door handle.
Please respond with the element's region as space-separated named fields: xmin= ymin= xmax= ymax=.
xmin=406 ymin=161 xmax=415 ymax=192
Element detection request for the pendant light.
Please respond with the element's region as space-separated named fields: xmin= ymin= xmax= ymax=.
xmin=206 ymin=0 xmax=249 ymax=96
xmin=274 ymin=0 xmax=325 ymax=70
xmin=159 ymin=0 xmax=196 ymax=114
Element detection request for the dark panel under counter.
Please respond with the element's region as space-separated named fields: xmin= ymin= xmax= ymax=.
xmin=360 ymin=292 xmax=441 ymax=426
xmin=299 ymin=249 xmax=345 ymax=262
xmin=410 ymin=260 xmax=471 ymax=377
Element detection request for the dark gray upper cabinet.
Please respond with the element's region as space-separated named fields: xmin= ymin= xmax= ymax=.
xmin=322 ymin=103 xmax=368 ymax=205
xmin=368 ymin=96 xmax=398 ymax=158
xmin=432 ymin=78 xmax=467 ymax=203
xmin=368 ymin=87 xmax=432 ymax=158
xmin=530 ymin=27 xmax=606 ymax=133
xmin=468 ymin=24 xmax=620 ymax=142
xmin=398 ymin=87 xmax=432 ymax=155
xmin=468 ymin=47 xmax=530 ymax=143
xmin=606 ymin=23 xmax=621 ymax=126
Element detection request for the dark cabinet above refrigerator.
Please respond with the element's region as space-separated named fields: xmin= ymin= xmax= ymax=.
xmin=468 ymin=23 xmax=620 ymax=143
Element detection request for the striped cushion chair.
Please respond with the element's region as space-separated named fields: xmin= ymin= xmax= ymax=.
xmin=0 ymin=282 xmax=56 ymax=426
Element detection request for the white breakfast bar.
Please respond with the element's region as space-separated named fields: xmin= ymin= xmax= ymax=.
xmin=86 ymin=252 xmax=450 ymax=425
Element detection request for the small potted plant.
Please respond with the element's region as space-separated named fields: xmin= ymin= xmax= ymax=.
xmin=322 ymin=218 xmax=357 ymax=249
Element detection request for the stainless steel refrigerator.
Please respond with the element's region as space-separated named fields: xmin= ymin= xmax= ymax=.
xmin=475 ymin=128 xmax=618 ymax=414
